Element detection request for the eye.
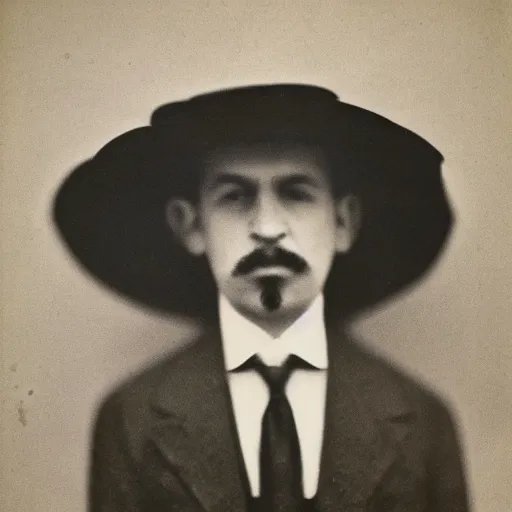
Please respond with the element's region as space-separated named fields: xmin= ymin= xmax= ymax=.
xmin=280 ymin=184 xmax=315 ymax=202
xmin=218 ymin=187 xmax=251 ymax=204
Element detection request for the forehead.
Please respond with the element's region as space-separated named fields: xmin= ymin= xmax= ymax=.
xmin=201 ymin=145 xmax=332 ymax=187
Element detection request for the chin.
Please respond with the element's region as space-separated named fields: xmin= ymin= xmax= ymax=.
xmin=226 ymin=276 xmax=318 ymax=319
xmin=247 ymin=291 xmax=311 ymax=318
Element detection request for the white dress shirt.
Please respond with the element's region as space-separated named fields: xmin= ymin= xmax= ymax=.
xmin=219 ymin=294 xmax=328 ymax=498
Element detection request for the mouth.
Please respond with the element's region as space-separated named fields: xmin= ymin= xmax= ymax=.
xmin=246 ymin=265 xmax=295 ymax=278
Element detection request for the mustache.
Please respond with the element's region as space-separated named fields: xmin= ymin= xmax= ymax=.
xmin=233 ymin=247 xmax=308 ymax=276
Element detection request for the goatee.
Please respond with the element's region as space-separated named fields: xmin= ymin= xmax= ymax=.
xmin=259 ymin=277 xmax=283 ymax=312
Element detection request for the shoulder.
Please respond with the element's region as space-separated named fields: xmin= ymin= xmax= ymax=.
xmin=92 ymin=332 xmax=207 ymax=436
xmin=339 ymin=337 xmax=466 ymax=469
xmin=342 ymin=336 xmax=457 ymax=421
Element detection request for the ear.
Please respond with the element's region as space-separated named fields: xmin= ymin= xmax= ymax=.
xmin=165 ymin=198 xmax=206 ymax=256
xmin=334 ymin=194 xmax=362 ymax=253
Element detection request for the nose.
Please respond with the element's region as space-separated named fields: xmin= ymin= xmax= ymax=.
xmin=250 ymin=195 xmax=287 ymax=244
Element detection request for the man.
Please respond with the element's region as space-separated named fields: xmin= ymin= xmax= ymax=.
xmin=54 ymin=84 xmax=469 ymax=511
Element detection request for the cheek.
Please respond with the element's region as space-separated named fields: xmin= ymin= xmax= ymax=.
xmin=293 ymin=208 xmax=337 ymax=253
xmin=202 ymin=214 xmax=248 ymax=272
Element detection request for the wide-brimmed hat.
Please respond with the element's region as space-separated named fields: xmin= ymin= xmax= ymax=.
xmin=53 ymin=84 xmax=453 ymax=320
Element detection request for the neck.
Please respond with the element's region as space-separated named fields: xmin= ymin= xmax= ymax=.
xmin=219 ymin=294 xmax=324 ymax=339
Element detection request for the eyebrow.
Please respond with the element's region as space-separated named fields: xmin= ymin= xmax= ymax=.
xmin=209 ymin=173 xmax=255 ymax=189
xmin=279 ymin=175 xmax=321 ymax=188
xmin=208 ymin=172 xmax=322 ymax=189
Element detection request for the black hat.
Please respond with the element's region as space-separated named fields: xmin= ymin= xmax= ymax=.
xmin=53 ymin=84 xmax=453 ymax=320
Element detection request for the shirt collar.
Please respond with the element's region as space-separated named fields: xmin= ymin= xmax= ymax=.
xmin=219 ymin=294 xmax=328 ymax=370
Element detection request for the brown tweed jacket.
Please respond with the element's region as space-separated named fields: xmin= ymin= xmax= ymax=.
xmin=89 ymin=325 xmax=469 ymax=512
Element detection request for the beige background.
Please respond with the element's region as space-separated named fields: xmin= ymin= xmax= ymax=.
xmin=1 ymin=1 xmax=511 ymax=511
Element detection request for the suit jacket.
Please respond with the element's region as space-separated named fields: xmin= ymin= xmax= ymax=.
xmin=89 ymin=324 xmax=469 ymax=512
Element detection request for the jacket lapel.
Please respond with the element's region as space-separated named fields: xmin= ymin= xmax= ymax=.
xmin=316 ymin=327 xmax=416 ymax=510
xmin=149 ymin=328 xmax=247 ymax=512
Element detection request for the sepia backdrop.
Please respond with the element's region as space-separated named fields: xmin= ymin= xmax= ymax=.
xmin=1 ymin=1 xmax=511 ymax=511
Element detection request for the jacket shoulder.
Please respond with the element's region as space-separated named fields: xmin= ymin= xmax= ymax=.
xmin=92 ymin=334 xmax=205 ymax=451
xmin=345 ymin=337 xmax=456 ymax=418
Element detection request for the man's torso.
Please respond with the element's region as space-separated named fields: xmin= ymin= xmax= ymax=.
xmin=89 ymin=326 xmax=469 ymax=512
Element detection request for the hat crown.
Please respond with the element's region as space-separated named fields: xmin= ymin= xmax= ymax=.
xmin=151 ymin=84 xmax=338 ymax=127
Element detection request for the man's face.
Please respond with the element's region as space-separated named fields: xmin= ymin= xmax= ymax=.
xmin=167 ymin=146 xmax=360 ymax=323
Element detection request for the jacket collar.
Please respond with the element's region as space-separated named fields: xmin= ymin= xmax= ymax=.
xmin=149 ymin=323 xmax=416 ymax=512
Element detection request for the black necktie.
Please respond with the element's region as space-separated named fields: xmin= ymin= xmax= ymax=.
xmin=250 ymin=355 xmax=305 ymax=512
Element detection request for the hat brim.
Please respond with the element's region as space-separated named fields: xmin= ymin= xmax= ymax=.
xmin=53 ymin=87 xmax=453 ymax=320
